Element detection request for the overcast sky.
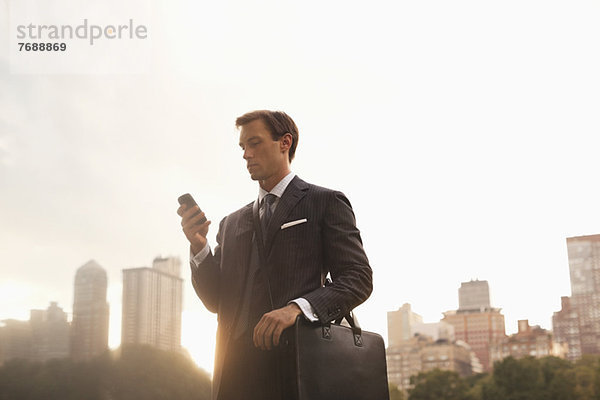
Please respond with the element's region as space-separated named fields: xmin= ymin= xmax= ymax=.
xmin=1 ymin=0 xmax=599 ymax=373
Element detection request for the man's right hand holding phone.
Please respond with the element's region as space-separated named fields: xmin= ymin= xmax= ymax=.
xmin=177 ymin=194 xmax=211 ymax=255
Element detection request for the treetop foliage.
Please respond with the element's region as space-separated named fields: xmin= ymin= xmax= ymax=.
xmin=0 ymin=345 xmax=211 ymax=400
xmin=405 ymin=356 xmax=600 ymax=400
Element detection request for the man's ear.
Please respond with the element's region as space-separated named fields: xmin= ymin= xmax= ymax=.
xmin=280 ymin=133 xmax=292 ymax=152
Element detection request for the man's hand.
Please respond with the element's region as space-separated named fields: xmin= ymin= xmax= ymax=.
xmin=253 ymin=303 xmax=303 ymax=350
xmin=177 ymin=203 xmax=211 ymax=255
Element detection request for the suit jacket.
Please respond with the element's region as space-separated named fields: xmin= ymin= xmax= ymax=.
xmin=190 ymin=176 xmax=373 ymax=400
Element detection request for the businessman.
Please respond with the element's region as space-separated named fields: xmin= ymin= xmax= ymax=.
xmin=178 ymin=110 xmax=372 ymax=400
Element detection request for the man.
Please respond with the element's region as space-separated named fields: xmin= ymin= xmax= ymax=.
xmin=178 ymin=110 xmax=372 ymax=400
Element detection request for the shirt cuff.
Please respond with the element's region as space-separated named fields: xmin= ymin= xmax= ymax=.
xmin=190 ymin=244 xmax=210 ymax=270
xmin=290 ymin=298 xmax=319 ymax=322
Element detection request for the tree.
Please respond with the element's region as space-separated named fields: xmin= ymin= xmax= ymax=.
xmin=389 ymin=383 xmax=405 ymax=400
xmin=0 ymin=359 xmax=42 ymax=400
xmin=110 ymin=345 xmax=211 ymax=400
xmin=540 ymin=356 xmax=575 ymax=400
xmin=0 ymin=345 xmax=211 ymax=400
xmin=408 ymin=369 xmax=469 ymax=400
xmin=463 ymin=373 xmax=490 ymax=400
xmin=573 ymin=360 xmax=597 ymax=400
xmin=487 ymin=356 xmax=545 ymax=400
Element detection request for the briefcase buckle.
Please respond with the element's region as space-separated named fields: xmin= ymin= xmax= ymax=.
xmin=322 ymin=325 xmax=332 ymax=340
xmin=354 ymin=333 xmax=363 ymax=347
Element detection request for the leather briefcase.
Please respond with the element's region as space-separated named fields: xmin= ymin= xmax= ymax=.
xmin=280 ymin=314 xmax=390 ymax=400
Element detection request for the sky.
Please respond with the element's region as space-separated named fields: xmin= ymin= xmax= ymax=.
xmin=1 ymin=0 xmax=599 ymax=374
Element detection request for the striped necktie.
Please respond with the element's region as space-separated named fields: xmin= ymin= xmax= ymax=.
xmin=261 ymin=193 xmax=276 ymax=239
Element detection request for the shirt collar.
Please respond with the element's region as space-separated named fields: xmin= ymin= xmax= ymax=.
xmin=258 ymin=171 xmax=296 ymax=203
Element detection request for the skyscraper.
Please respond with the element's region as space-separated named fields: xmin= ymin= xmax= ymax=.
xmin=70 ymin=260 xmax=109 ymax=361
xmin=458 ymin=280 xmax=490 ymax=311
xmin=121 ymin=256 xmax=183 ymax=352
xmin=564 ymin=234 xmax=600 ymax=356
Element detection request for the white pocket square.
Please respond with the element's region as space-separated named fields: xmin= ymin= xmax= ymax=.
xmin=281 ymin=218 xmax=308 ymax=230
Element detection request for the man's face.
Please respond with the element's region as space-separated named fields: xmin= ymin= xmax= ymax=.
xmin=239 ymin=119 xmax=288 ymax=182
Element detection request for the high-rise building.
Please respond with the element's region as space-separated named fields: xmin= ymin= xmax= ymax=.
xmin=121 ymin=256 xmax=183 ymax=352
xmin=552 ymin=296 xmax=582 ymax=361
xmin=387 ymin=303 xmax=423 ymax=347
xmin=566 ymin=234 xmax=600 ymax=356
xmin=458 ymin=280 xmax=490 ymax=311
xmin=568 ymin=235 xmax=600 ymax=296
xmin=30 ymin=302 xmax=70 ymax=362
xmin=442 ymin=280 xmax=505 ymax=371
xmin=71 ymin=260 xmax=109 ymax=361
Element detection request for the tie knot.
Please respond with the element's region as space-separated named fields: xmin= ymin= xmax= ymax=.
xmin=264 ymin=193 xmax=276 ymax=207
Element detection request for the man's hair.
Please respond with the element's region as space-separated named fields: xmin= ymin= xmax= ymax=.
xmin=235 ymin=110 xmax=299 ymax=162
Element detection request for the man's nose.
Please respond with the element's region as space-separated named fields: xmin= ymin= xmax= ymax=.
xmin=243 ymin=148 xmax=252 ymax=159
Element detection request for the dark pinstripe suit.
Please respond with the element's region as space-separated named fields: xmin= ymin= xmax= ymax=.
xmin=191 ymin=176 xmax=372 ymax=400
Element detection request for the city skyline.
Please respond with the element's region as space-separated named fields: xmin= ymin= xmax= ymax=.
xmin=4 ymin=233 xmax=595 ymax=384
xmin=2 ymin=0 xmax=600 ymax=375
xmin=0 ymin=238 xmax=593 ymax=372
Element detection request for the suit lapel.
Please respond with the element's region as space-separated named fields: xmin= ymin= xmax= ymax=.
xmin=235 ymin=205 xmax=254 ymax=236
xmin=235 ymin=204 xmax=254 ymax=266
xmin=264 ymin=176 xmax=308 ymax=255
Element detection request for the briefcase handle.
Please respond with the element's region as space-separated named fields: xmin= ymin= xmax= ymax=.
xmin=322 ymin=278 xmax=362 ymax=337
xmin=332 ymin=312 xmax=362 ymax=339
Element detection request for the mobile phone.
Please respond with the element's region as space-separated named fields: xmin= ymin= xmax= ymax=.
xmin=178 ymin=193 xmax=208 ymax=224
